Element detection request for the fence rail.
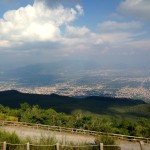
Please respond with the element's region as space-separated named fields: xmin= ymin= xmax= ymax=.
xmin=0 ymin=141 xmax=121 ymax=150
xmin=1 ymin=121 xmax=150 ymax=143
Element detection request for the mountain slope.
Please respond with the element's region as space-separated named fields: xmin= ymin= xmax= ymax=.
xmin=0 ymin=90 xmax=148 ymax=118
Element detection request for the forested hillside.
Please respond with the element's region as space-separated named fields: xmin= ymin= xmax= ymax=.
xmin=0 ymin=90 xmax=150 ymax=137
xmin=0 ymin=102 xmax=150 ymax=138
xmin=0 ymin=90 xmax=146 ymax=116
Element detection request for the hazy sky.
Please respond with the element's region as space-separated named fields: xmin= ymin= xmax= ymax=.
xmin=0 ymin=0 xmax=150 ymax=69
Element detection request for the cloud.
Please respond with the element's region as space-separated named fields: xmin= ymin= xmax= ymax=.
xmin=118 ymin=0 xmax=150 ymax=20
xmin=75 ymin=4 xmax=84 ymax=15
xmin=66 ymin=26 xmax=89 ymax=37
xmin=98 ymin=21 xmax=142 ymax=32
xmin=0 ymin=40 xmax=10 ymax=48
xmin=128 ymin=39 xmax=150 ymax=52
xmin=62 ymin=25 xmax=137 ymax=56
xmin=0 ymin=0 xmax=150 ymax=67
xmin=95 ymin=32 xmax=133 ymax=45
xmin=0 ymin=0 xmax=83 ymax=48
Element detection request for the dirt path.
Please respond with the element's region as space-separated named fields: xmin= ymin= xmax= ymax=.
xmin=0 ymin=126 xmax=95 ymax=144
xmin=0 ymin=126 xmax=150 ymax=150
xmin=117 ymin=140 xmax=150 ymax=150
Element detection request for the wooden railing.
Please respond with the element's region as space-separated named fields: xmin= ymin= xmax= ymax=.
xmin=1 ymin=121 xmax=150 ymax=143
xmin=0 ymin=141 xmax=121 ymax=150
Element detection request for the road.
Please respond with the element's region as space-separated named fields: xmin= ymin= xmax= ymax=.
xmin=0 ymin=126 xmax=150 ymax=150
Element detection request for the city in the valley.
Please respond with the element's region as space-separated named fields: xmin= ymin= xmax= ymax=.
xmin=0 ymin=69 xmax=150 ymax=102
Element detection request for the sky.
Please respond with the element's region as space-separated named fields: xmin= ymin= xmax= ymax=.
xmin=0 ymin=0 xmax=150 ymax=70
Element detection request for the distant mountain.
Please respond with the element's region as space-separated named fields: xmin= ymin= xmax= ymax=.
xmin=4 ymin=61 xmax=97 ymax=77
xmin=0 ymin=90 xmax=148 ymax=118
xmin=5 ymin=60 xmax=150 ymax=79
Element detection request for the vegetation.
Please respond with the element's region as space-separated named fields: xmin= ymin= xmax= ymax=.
xmin=0 ymin=130 xmax=120 ymax=150
xmin=95 ymin=136 xmax=116 ymax=145
xmin=0 ymin=102 xmax=150 ymax=138
xmin=95 ymin=136 xmax=120 ymax=150
xmin=0 ymin=90 xmax=146 ymax=116
xmin=0 ymin=90 xmax=149 ymax=139
xmin=0 ymin=130 xmax=21 ymax=144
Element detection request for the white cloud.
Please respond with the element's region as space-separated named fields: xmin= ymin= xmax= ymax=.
xmin=66 ymin=26 xmax=89 ymax=37
xmin=0 ymin=40 xmax=10 ymax=48
xmin=62 ymin=25 xmax=135 ymax=55
xmin=118 ymin=0 xmax=150 ymax=20
xmin=95 ymin=32 xmax=133 ymax=45
xmin=0 ymin=0 xmax=83 ymax=48
xmin=99 ymin=21 xmax=142 ymax=32
xmin=75 ymin=4 xmax=84 ymax=15
xmin=0 ymin=0 xmax=150 ymax=62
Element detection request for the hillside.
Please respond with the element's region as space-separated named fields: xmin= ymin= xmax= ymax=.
xmin=0 ymin=90 xmax=148 ymax=118
xmin=0 ymin=90 xmax=150 ymax=138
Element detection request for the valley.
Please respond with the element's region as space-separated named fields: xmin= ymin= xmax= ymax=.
xmin=0 ymin=69 xmax=150 ymax=102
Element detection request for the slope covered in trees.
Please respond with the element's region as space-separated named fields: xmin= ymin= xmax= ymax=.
xmin=0 ymin=90 xmax=146 ymax=117
xmin=0 ymin=90 xmax=150 ymax=137
xmin=0 ymin=102 xmax=150 ymax=138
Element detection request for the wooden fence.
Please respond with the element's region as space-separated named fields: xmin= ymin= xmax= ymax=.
xmin=1 ymin=121 xmax=150 ymax=143
xmin=0 ymin=141 xmax=121 ymax=150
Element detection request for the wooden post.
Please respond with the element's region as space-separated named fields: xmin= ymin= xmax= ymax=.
xmin=100 ymin=143 xmax=103 ymax=150
xmin=56 ymin=143 xmax=60 ymax=150
xmin=27 ymin=142 xmax=30 ymax=150
xmin=139 ymin=141 xmax=145 ymax=150
xmin=3 ymin=141 xmax=6 ymax=150
xmin=59 ymin=127 xmax=61 ymax=132
xmin=2 ymin=121 xmax=4 ymax=126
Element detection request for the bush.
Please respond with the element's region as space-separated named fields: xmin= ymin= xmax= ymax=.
xmin=95 ymin=135 xmax=116 ymax=145
xmin=95 ymin=136 xmax=121 ymax=150
xmin=0 ymin=130 xmax=20 ymax=144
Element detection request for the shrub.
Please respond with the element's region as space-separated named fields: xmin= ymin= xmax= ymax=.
xmin=95 ymin=135 xmax=116 ymax=145
xmin=0 ymin=130 xmax=20 ymax=144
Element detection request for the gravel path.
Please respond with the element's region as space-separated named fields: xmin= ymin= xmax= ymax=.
xmin=0 ymin=126 xmax=150 ymax=150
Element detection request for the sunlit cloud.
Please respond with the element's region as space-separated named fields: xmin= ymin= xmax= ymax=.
xmin=0 ymin=0 xmax=83 ymax=48
xmin=0 ymin=0 xmax=150 ymax=67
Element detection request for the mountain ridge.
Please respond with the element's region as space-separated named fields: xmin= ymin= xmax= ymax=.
xmin=0 ymin=90 xmax=147 ymax=117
